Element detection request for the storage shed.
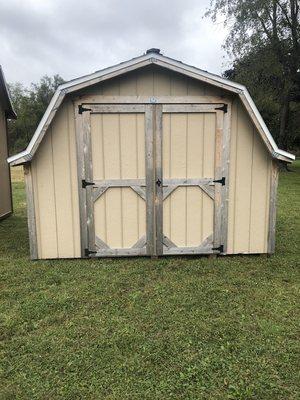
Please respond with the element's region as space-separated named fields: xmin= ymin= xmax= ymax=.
xmin=0 ymin=66 xmax=16 ymax=220
xmin=8 ymin=49 xmax=295 ymax=259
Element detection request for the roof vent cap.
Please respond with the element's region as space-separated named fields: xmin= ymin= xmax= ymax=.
xmin=146 ymin=48 xmax=161 ymax=55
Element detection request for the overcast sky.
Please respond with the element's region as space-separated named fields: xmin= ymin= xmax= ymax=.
xmin=0 ymin=0 xmax=229 ymax=87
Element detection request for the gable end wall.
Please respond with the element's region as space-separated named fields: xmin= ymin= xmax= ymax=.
xmin=29 ymin=66 xmax=272 ymax=258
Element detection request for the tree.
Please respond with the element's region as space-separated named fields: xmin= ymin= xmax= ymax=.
xmin=206 ymin=0 xmax=300 ymax=150
xmin=224 ymin=44 xmax=300 ymax=148
xmin=8 ymin=75 xmax=65 ymax=155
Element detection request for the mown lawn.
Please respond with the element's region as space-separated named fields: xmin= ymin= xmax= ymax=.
xmin=0 ymin=163 xmax=299 ymax=400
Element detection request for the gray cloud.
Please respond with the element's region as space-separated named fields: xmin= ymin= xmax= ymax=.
xmin=0 ymin=0 xmax=228 ymax=86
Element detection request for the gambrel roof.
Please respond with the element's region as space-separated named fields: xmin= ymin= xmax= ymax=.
xmin=8 ymin=49 xmax=294 ymax=165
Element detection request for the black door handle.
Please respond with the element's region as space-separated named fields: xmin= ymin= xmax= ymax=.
xmin=156 ymin=179 xmax=162 ymax=187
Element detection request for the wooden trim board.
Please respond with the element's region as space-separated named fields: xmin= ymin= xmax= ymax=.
xmin=23 ymin=163 xmax=38 ymax=259
xmin=267 ymin=160 xmax=279 ymax=254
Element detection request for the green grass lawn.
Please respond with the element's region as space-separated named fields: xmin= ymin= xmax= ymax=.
xmin=1 ymin=163 xmax=299 ymax=400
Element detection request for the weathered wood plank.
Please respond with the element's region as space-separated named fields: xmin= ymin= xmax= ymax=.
xmin=163 ymin=178 xmax=213 ymax=185
xmin=93 ymin=178 xmax=146 ymax=187
xmin=213 ymin=110 xmax=224 ymax=251
xmin=198 ymin=184 xmax=215 ymax=200
xmin=163 ymin=235 xmax=177 ymax=249
xmin=163 ymin=186 xmax=178 ymax=201
xmin=220 ymin=102 xmax=231 ymax=254
xmin=131 ymin=234 xmax=147 ymax=249
xmin=75 ymin=95 xmax=231 ymax=104
xmin=162 ymin=104 xmax=224 ymax=113
xmin=82 ymin=111 xmax=96 ymax=254
xmin=92 ymin=186 xmax=108 ymax=202
xmin=145 ymin=105 xmax=155 ymax=256
xmin=24 ymin=163 xmax=38 ymax=260
xmin=267 ymin=160 xmax=279 ymax=254
xmin=155 ymin=104 xmax=163 ymax=255
xmin=92 ymin=247 xmax=147 ymax=257
xmin=75 ymin=105 xmax=88 ymax=256
xmin=95 ymin=235 xmax=110 ymax=249
xmin=88 ymin=104 xmax=146 ymax=113
xmin=130 ymin=186 xmax=146 ymax=201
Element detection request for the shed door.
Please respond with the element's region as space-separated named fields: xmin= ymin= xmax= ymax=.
xmin=157 ymin=105 xmax=225 ymax=255
xmin=77 ymin=104 xmax=154 ymax=257
xmin=77 ymin=103 xmax=227 ymax=257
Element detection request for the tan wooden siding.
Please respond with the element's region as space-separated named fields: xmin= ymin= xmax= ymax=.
xmin=162 ymin=113 xmax=215 ymax=247
xmin=0 ymin=106 xmax=12 ymax=218
xmin=77 ymin=65 xmax=223 ymax=100
xmin=31 ymin=100 xmax=80 ymax=258
xmin=227 ymin=98 xmax=271 ymax=254
xmin=91 ymin=113 xmax=146 ymax=249
xmin=31 ymin=66 xmax=272 ymax=258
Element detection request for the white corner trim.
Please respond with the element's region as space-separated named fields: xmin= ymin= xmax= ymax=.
xmin=7 ymin=52 xmax=295 ymax=165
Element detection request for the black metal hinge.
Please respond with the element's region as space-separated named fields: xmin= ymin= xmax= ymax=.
xmin=78 ymin=104 xmax=92 ymax=114
xmin=213 ymin=177 xmax=226 ymax=186
xmin=212 ymin=244 xmax=224 ymax=253
xmin=84 ymin=248 xmax=97 ymax=257
xmin=215 ymin=104 xmax=228 ymax=113
xmin=82 ymin=179 xmax=94 ymax=188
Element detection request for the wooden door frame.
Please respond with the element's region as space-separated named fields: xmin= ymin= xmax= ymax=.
xmin=75 ymin=103 xmax=155 ymax=257
xmin=75 ymin=100 xmax=231 ymax=257
xmin=158 ymin=103 xmax=231 ymax=255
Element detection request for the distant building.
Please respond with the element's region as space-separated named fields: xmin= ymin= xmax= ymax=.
xmin=0 ymin=66 xmax=16 ymax=220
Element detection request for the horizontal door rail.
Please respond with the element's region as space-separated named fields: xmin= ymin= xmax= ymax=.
xmin=88 ymin=104 xmax=146 ymax=113
xmin=77 ymin=95 xmax=230 ymax=104
xmin=163 ymin=178 xmax=214 ymax=186
xmin=93 ymin=179 xmax=146 ymax=187
xmin=162 ymin=104 xmax=222 ymax=113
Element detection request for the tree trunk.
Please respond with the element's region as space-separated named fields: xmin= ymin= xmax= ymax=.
xmin=278 ymin=95 xmax=290 ymax=149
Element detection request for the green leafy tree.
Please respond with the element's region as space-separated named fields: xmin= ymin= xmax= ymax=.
xmin=206 ymin=0 xmax=300 ymax=150
xmin=8 ymin=75 xmax=65 ymax=155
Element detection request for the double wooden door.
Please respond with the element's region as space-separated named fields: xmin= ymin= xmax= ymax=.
xmin=76 ymin=103 xmax=228 ymax=257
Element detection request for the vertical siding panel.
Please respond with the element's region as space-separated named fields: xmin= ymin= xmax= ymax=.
xmin=91 ymin=114 xmax=104 ymax=178
xmin=91 ymin=114 xmax=106 ymax=245
xmin=51 ymin=104 xmax=75 ymax=258
xmin=202 ymin=113 xmax=215 ymax=241
xmin=249 ymin=133 xmax=270 ymax=252
xmin=204 ymin=84 xmax=222 ymax=96
xmin=119 ymin=73 xmax=137 ymax=95
xmin=31 ymin=159 xmax=41 ymax=258
xmin=136 ymin=68 xmax=154 ymax=95
xmin=35 ymin=127 xmax=58 ymax=258
xmin=163 ymin=114 xmax=171 ymax=239
xmin=120 ymin=114 xmax=139 ymax=247
xmin=170 ymin=73 xmax=188 ymax=95
xmin=137 ymin=114 xmax=146 ymax=238
xmin=154 ymin=68 xmax=171 ymax=95
xmin=187 ymin=80 xmax=205 ymax=95
xmin=234 ymin=103 xmax=254 ymax=253
xmin=102 ymin=78 xmax=120 ymax=95
xmin=227 ymin=99 xmax=238 ymax=254
xmin=67 ymin=100 xmax=80 ymax=257
xmin=103 ymin=114 xmax=122 ymax=248
xmin=169 ymin=114 xmax=187 ymax=246
xmin=186 ymin=114 xmax=203 ymax=246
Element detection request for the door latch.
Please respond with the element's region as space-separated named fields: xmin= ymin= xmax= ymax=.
xmin=156 ymin=178 xmax=162 ymax=187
